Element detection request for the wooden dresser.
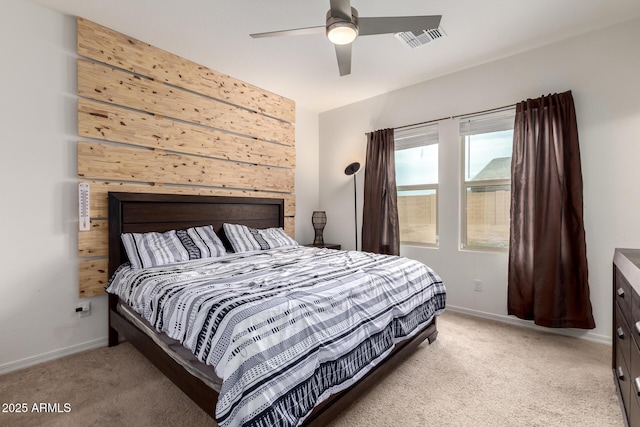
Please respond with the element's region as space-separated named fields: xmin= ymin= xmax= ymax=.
xmin=613 ymin=248 xmax=640 ymax=425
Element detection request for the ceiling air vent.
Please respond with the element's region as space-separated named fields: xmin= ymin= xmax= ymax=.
xmin=395 ymin=27 xmax=446 ymax=48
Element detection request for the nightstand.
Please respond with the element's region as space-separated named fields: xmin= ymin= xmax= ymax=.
xmin=305 ymin=243 xmax=341 ymax=250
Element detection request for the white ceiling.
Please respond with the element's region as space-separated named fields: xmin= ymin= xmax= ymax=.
xmin=33 ymin=0 xmax=640 ymax=113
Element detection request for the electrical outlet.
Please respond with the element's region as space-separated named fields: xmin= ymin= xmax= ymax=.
xmin=75 ymin=301 xmax=91 ymax=318
xmin=473 ymin=279 xmax=483 ymax=292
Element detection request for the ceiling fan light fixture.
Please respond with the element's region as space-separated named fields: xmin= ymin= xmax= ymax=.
xmin=327 ymin=22 xmax=358 ymax=45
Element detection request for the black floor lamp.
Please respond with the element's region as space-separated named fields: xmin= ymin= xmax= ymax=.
xmin=344 ymin=161 xmax=361 ymax=250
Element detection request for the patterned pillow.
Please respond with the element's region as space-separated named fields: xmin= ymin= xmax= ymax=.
xmin=122 ymin=225 xmax=226 ymax=269
xmin=223 ymin=223 xmax=298 ymax=253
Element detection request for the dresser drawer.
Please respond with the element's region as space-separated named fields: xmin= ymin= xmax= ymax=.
xmin=630 ymin=337 xmax=640 ymax=414
xmin=617 ymin=267 xmax=634 ymax=323
xmin=617 ymin=303 xmax=633 ymax=367
xmin=633 ymin=286 xmax=640 ymax=346
xmin=631 ymin=396 xmax=640 ymax=427
xmin=618 ymin=348 xmax=632 ymax=419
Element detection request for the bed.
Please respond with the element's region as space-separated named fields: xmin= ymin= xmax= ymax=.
xmin=106 ymin=192 xmax=446 ymax=426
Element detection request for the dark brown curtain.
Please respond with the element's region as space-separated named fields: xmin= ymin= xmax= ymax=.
xmin=361 ymin=128 xmax=400 ymax=255
xmin=508 ymin=91 xmax=595 ymax=329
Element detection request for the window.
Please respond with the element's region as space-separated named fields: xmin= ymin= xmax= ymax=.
xmin=460 ymin=109 xmax=515 ymax=250
xmin=394 ymin=124 xmax=439 ymax=246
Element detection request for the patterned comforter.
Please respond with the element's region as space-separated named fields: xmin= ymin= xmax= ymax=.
xmin=106 ymin=246 xmax=446 ymax=427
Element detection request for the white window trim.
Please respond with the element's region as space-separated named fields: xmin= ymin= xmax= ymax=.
xmin=459 ymin=108 xmax=515 ymax=252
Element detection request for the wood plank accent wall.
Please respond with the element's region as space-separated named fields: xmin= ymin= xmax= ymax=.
xmin=77 ymin=18 xmax=296 ymax=297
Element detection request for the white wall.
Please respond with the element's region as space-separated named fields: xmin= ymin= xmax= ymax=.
xmin=294 ymin=106 xmax=321 ymax=245
xmin=0 ymin=0 xmax=320 ymax=373
xmin=0 ymin=1 xmax=107 ymax=373
xmin=319 ymin=18 xmax=640 ymax=343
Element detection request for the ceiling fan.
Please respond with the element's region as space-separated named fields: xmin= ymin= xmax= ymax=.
xmin=250 ymin=0 xmax=442 ymax=76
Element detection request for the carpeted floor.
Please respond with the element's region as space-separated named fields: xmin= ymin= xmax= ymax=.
xmin=0 ymin=311 xmax=623 ymax=427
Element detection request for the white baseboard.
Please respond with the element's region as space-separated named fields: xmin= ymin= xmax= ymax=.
xmin=445 ymin=305 xmax=611 ymax=346
xmin=0 ymin=337 xmax=108 ymax=375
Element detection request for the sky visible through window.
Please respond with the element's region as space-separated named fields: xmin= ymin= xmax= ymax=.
xmin=465 ymin=130 xmax=513 ymax=181
xmin=396 ymin=144 xmax=438 ymax=187
xmin=396 ymin=129 xmax=513 ymax=190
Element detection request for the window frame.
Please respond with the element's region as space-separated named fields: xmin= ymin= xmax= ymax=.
xmin=394 ymin=123 xmax=439 ymax=248
xmin=459 ymin=109 xmax=515 ymax=252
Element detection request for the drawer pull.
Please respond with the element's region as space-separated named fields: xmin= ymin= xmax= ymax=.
xmin=618 ymin=366 xmax=625 ymax=380
xmin=634 ymin=377 xmax=640 ymax=396
xmin=635 ymin=321 xmax=640 ymax=335
xmin=617 ymin=327 xmax=625 ymax=339
xmin=618 ymin=287 xmax=625 ymax=298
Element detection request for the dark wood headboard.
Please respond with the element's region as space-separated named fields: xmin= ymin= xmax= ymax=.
xmin=108 ymin=192 xmax=285 ymax=276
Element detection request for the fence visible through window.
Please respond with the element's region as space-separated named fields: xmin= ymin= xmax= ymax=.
xmin=395 ymin=123 xmax=439 ymax=247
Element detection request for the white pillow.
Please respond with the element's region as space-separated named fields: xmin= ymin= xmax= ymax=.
xmin=122 ymin=225 xmax=226 ymax=269
xmin=223 ymin=223 xmax=298 ymax=253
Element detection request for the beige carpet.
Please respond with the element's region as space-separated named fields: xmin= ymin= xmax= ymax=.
xmin=0 ymin=311 xmax=622 ymax=427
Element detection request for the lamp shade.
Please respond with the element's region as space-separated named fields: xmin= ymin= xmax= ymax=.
xmin=312 ymin=211 xmax=327 ymax=245
xmin=344 ymin=161 xmax=360 ymax=176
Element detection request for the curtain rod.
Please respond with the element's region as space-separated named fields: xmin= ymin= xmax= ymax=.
xmin=392 ymin=102 xmax=517 ymax=132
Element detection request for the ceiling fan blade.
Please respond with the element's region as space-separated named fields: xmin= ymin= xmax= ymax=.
xmin=250 ymin=26 xmax=325 ymax=39
xmin=335 ymin=43 xmax=352 ymax=76
xmin=330 ymin=0 xmax=353 ymax=20
xmin=358 ymin=15 xmax=442 ymax=36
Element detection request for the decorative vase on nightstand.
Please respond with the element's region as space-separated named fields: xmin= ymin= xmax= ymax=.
xmin=311 ymin=211 xmax=327 ymax=245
